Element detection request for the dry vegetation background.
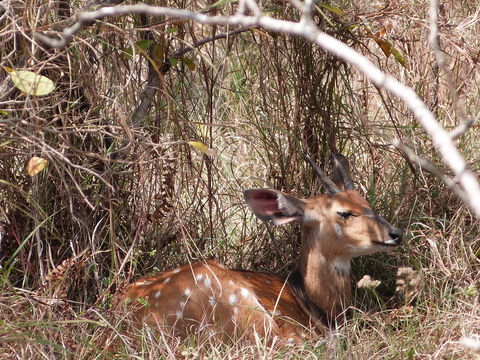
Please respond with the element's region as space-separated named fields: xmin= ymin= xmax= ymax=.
xmin=0 ymin=0 xmax=479 ymax=358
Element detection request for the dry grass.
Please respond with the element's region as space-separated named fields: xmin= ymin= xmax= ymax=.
xmin=0 ymin=0 xmax=479 ymax=358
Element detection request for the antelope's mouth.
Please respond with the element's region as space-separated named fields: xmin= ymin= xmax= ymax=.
xmin=372 ymin=240 xmax=399 ymax=247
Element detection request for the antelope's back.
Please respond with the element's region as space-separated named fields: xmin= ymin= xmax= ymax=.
xmin=122 ymin=260 xmax=311 ymax=340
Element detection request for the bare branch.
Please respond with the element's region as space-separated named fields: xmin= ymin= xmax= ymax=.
xmin=450 ymin=119 xmax=475 ymax=141
xmin=429 ymin=0 xmax=475 ymax=142
xmin=33 ymin=3 xmax=480 ymax=217
xmin=394 ymin=140 xmax=468 ymax=204
xmin=240 ymin=0 xmax=262 ymax=17
xmin=429 ymin=0 xmax=470 ymax=125
xmin=428 ymin=0 xmax=445 ymax=67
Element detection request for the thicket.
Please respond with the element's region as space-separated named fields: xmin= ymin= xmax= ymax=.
xmin=0 ymin=0 xmax=478 ymax=358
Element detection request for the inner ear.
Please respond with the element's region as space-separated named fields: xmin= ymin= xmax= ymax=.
xmin=243 ymin=189 xmax=305 ymax=226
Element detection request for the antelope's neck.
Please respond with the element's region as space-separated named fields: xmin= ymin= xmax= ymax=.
xmin=299 ymin=225 xmax=352 ymax=323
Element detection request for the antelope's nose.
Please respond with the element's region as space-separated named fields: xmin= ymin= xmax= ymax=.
xmin=388 ymin=228 xmax=403 ymax=245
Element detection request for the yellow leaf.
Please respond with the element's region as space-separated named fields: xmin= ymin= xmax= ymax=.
xmin=187 ymin=141 xmax=216 ymax=157
xmin=4 ymin=68 xmax=55 ymax=96
xmin=320 ymin=4 xmax=345 ymax=16
xmin=250 ymin=28 xmax=274 ymax=40
xmin=27 ymin=157 xmax=48 ymax=176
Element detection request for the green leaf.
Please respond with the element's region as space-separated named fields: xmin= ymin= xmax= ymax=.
xmin=0 ymin=110 xmax=8 ymax=116
xmin=137 ymin=297 xmax=150 ymax=308
xmin=391 ymin=46 xmax=406 ymax=67
xmin=180 ymin=57 xmax=195 ymax=71
xmin=124 ymin=48 xmax=134 ymax=58
xmin=135 ymin=39 xmax=155 ymax=50
xmin=124 ymin=40 xmax=156 ymax=59
xmin=166 ymin=26 xmax=178 ymax=34
xmin=168 ymin=57 xmax=179 ymax=66
xmin=4 ymin=68 xmax=55 ymax=96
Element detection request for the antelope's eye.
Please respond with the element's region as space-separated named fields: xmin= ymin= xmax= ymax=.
xmin=338 ymin=211 xmax=354 ymax=219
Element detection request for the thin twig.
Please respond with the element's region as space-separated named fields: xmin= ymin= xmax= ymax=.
xmin=132 ymin=27 xmax=252 ymax=127
xmin=429 ymin=0 xmax=473 ymax=137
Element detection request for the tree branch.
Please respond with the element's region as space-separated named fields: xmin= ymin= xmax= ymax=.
xmin=33 ymin=3 xmax=480 ymax=217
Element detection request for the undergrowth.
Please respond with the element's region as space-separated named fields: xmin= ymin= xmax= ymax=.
xmin=0 ymin=0 xmax=479 ymax=358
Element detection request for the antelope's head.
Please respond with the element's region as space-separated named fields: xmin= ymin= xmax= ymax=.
xmin=244 ymin=154 xmax=402 ymax=261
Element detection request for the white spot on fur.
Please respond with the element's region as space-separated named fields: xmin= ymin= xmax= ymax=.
xmin=183 ymin=288 xmax=191 ymax=296
xmin=273 ymin=310 xmax=282 ymax=316
xmin=265 ymin=279 xmax=272 ymax=285
xmin=180 ymin=301 xmax=186 ymax=308
xmin=204 ymin=275 xmax=212 ymax=288
xmin=155 ymin=290 xmax=162 ymax=298
xmin=195 ymin=273 xmax=203 ymax=281
xmin=287 ymin=337 xmax=294 ymax=344
xmin=208 ymin=296 xmax=215 ymax=305
xmin=229 ymin=280 xmax=234 ymax=286
xmin=240 ymin=287 xmax=250 ymax=298
xmin=175 ymin=310 xmax=182 ymax=319
xmin=135 ymin=280 xmax=149 ymax=286
xmin=233 ymin=307 xmax=239 ymax=316
xmin=334 ymin=223 xmax=343 ymax=236
xmin=172 ymin=268 xmax=180 ymax=274
xmin=163 ymin=277 xmax=171 ymax=284
xmin=229 ymin=294 xmax=237 ymax=305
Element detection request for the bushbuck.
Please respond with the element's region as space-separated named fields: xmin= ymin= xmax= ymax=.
xmin=122 ymin=154 xmax=402 ymax=342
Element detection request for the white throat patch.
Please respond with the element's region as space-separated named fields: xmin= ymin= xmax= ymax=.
xmin=333 ymin=258 xmax=351 ymax=276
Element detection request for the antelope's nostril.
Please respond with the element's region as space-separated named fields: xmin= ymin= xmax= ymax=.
xmin=389 ymin=228 xmax=403 ymax=243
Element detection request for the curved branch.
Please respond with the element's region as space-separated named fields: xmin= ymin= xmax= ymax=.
xmin=33 ymin=3 xmax=480 ymax=217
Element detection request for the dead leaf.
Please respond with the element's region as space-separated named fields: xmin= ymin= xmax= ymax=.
xmin=187 ymin=141 xmax=216 ymax=157
xmin=27 ymin=157 xmax=48 ymax=176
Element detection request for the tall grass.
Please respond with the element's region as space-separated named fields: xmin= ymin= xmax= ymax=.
xmin=0 ymin=0 xmax=479 ymax=358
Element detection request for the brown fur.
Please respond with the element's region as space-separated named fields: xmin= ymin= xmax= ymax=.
xmin=122 ymin=261 xmax=309 ymax=341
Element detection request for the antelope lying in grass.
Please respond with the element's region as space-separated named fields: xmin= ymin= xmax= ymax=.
xmin=122 ymin=154 xmax=402 ymax=341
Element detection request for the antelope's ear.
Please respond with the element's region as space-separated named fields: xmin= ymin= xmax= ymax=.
xmin=331 ymin=154 xmax=354 ymax=191
xmin=243 ymin=189 xmax=305 ymax=225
